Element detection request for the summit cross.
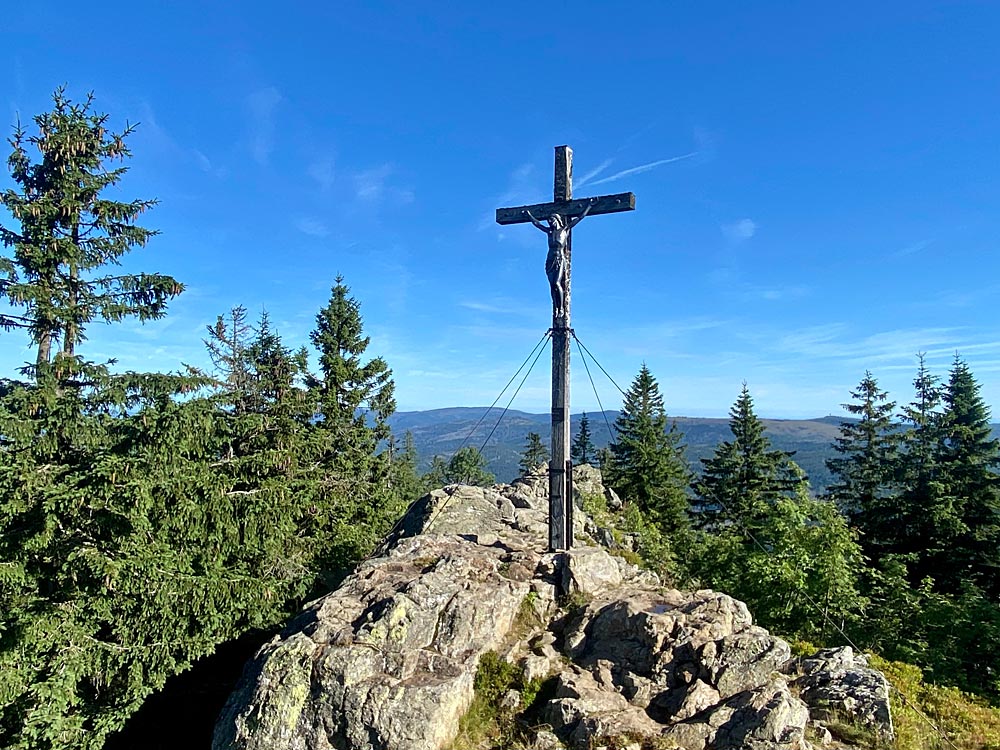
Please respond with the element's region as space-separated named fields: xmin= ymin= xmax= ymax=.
xmin=496 ymin=145 xmax=636 ymax=551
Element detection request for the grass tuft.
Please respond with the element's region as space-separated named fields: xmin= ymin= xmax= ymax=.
xmin=871 ymin=655 xmax=1000 ymax=750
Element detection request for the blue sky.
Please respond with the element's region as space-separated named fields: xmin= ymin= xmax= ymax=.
xmin=2 ymin=1 xmax=999 ymax=418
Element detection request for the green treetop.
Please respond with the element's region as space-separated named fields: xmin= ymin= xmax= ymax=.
xmin=307 ymin=275 xmax=400 ymax=557
xmin=424 ymin=446 xmax=495 ymax=487
xmin=893 ymin=355 xmax=955 ymax=581
xmin=607 ymin=364 xmax=691 ymax=535
xmin=310 ymin=275 xmax=395 ymax=435
xmin=519 ymin=431 xmax=549 ymax=474
xmin=826 ymin=371 xmax=900 ymax=534
xmin=571 ymin=412 xmax=595 ymax=464
xmin=694 ymin=383 xmax=805 ymax=530
xmin=940 ymin=356 xmax=1000 ymax=595
xmin=0 ymin=88 xmax=182 ymax=377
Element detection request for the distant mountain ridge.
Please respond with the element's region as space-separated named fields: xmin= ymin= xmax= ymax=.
xmin=388 ymin=407 xmax=1000 ymax=492
xmin=390 ymin=408 xmax=838 ymax=490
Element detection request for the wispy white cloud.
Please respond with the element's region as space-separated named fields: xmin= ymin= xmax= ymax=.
xmin=295 ymin=217 xmax=330 ymax=238
xmin=722 ymin=218 xmax=757 ymax=242
xmin=480 ymin=162 xmax=546 ymax=232
xmin=629 ymin=317 xmax=730 ymax=340
xmin=355 ymin=165 xmax=388 ymax=200
xmin=459 ymin=298 xmax=531 ymax=315
xmin=892 ymin=238 xmax=934 ymax=258
xmin=193 ymin=149 xmax=227 ymax=178
xmin=775 ymin=324 xmax=850 ymax=356
xmin=246 ymin=86 xmax=282 ymax=165
xmin=308 ymin=157 xmax=335 ymax=190
xmin=573 ymin=158 xmax=614 ymax=190
xmin=933 ymin=283 xmax=1000 ymax=308
xmin=134 ymin=102 xmax=188 ymax=161
xmin=130 ymin=103 xmax=230 ymax=180
xmin=771 ymin=324 xmax=967 ymax=365
xmin=752 ymin=284 xmax=809 ymax=302
xmin=585 ymin=152 xmax=697 ymax=187
xmin=353 ymin=164 xmax=414 ymax=204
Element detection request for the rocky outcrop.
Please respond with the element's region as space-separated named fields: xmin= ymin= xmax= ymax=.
xmin=213 ymin=468 xmax=892 ymax=750
xmin=789 ymin=647 xmax=893 ymax=739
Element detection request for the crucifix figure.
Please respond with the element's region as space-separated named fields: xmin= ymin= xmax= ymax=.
xmin=526 ymin=203 xmax=593 ymax=318
xmin=496 ymin=146 xmax=635 ymax=551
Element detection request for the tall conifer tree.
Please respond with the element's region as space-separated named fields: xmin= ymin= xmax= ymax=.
xmin=694 ymin=384 xmax=804 ymax=529
xmin=940 ymin=356 xmax=1000 ymax=594
xmin=894 ymin=355 xmax=955 ymax=582
xmin=0 ymin=91 xmax=211 ymax=750
xmin=519 ymin=431 xmax=549 ymax=474
xmin=571 ymin=412 xmax=595 ymax=464
xmin=0 ymin=89 xmax=181 ymax=377
xmin=308 ymin=275 xmax=398 ymax=555
xmin=826 ymin=372 xmax=900 ymax=542
xmin=607 ymin=364 xmax=691 ymax=534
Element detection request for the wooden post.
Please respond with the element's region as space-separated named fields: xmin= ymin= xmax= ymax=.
xmin=549 ymin=146 xmax=573 ymax=551
xmin=494 ymin=146 xmax=635 ymax=552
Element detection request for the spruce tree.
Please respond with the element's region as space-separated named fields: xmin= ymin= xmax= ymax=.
xmin=204 ymin=306 xmax=253 ymax=408
xmin=688 ymin=385 xmax=861 ymax=638
xmin=894 ymin=355 xmax=955 ymax=583
xmin=826 ymin=372 xmax=900 ymax=539
xmin=448 ymin=446 xmax=495 ymax=486
xmin=0 ymin=92 xmax=209 ymax=750
xmin=571 ymin=412 xmax=595 ymax=464
xmin=595 ymin=446 xmax=614 ymax=472
xmin=424 ymin=447 xmax=495 ymax=487
xmin=308 ymin=275 xmax=398 ymax=563
xmin=390 ymin=431 xmax=426 ymax=505
xmin=423 ymin=455 xmax=450 ymax=488
xmin=607 ymin=364 xmax=691 ymax=534
xmin=940 ymin=356 xmax=1000 ymax=595
xmin=519 ymin=431 xmax=549 ymax=474
xmin=694 ymin=383 xmax=804 ymax=529
xmin=204 ymin=309 xmax=314 ymax=496
xmin=688 ymin=474 xmax=863 ymax=639
xmin=0 ymin=88 xmax=181 ymax=376
xmin=310 ymin=275 xmax=395 ymax=439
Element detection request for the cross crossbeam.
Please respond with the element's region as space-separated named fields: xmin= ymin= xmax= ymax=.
xmin=495 ymin=192 xmax=635 ymax=226
xmin=495 ymin=146 xmax=635 ymax=552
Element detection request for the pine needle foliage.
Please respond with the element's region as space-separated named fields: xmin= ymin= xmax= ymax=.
xmin=0 ymin=88 xmax=181 ymax=374
xmin=694 ymin=383 xmax=803 ymax=530
xmin=571 ymin=412 xmax=595 ymax=464
xmin=0 ymin=92 xmax=406 ymax=749
xmin=518 ymin=432 xmax=549 ymax=475
xmin=826 ymin=371 xmax=900 ymax=528
xmin=607 ymin=364 xmax=691 ymax=535
xmin=424 ymin=446 xmax=495 ymax=487
xmin=939 ymin=356 xmax=1000 ymax=597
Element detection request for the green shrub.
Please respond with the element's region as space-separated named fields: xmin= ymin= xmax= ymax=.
xmin=871 ymin=655 xmax=1000 ymax=750
xmin=448 ymin=651 xmax=544 ymax=750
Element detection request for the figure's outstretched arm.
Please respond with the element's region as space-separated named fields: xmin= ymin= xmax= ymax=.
xmin=525 ymin=209 xmax=549 ymax=232
xmin=567 ymin=198 xmax=596 ymax=229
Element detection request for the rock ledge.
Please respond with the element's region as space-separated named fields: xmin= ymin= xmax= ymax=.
xmin=213 ymin=467 xmax=892 ymax=750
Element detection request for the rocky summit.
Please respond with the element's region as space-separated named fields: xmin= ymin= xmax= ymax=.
xmin=212 ymin=466 xmax=893 ymax=750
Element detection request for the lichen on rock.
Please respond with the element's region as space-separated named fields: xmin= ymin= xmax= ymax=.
xmin=213 ymin=468 xmax=891 ymax=750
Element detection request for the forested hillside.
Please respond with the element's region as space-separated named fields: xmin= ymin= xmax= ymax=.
xmin=389 ymin=408 xmax=878 ymax=487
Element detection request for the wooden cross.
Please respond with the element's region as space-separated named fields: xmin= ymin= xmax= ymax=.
xmin=496 ymin=145 xmax=635 ymax=551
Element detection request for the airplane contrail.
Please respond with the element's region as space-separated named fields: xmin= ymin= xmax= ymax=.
xmin=586 ymin=152 xmax=697 ymax=187
xmin=573 ymin=158 xmax=614 ymax=189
